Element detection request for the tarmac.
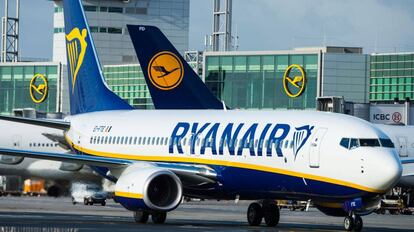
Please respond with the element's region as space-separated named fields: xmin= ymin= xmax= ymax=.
xmin=0 ymin=196 xmax=413 ymax=232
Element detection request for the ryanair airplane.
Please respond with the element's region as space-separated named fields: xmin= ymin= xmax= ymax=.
xmin=0 ymin=1 xmax=404 ymax=231
xmin=127 ymin=22 xmax=414 ymax=193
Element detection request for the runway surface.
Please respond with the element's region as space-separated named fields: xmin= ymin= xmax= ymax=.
xmin=0 ymin=196 xmax=412 ymax=232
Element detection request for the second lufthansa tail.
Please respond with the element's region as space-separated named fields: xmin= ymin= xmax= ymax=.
xmin=63 ymin=0 xmax=132 ymax=115
xmin=127 ymin=25 xmax=226 ymax=110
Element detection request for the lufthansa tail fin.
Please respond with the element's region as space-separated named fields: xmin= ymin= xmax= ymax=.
xmin=127 ymin=25 xmax=226 ymax=110
xmin=63 ymin=0 xmax=132 ymax=115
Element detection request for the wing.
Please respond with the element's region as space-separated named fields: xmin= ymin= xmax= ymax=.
xmin=0 ymin=147 xmax=130 ymax=168
xmin=0 ymin=147 xmax=218 ymax=187
xmin=0 ymin=115 xmax=70 ymax=130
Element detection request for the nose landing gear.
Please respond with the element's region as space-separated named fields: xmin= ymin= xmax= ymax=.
xmin=247 ymin=201 xmax=280 ymax=227
xmin=344 ymin=213 xmax=363 ymax=232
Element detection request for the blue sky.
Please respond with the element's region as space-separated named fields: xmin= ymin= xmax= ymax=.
xmin=1 ymin=0 xmax=414 ymax=60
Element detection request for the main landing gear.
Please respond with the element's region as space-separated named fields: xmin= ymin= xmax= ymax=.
xmin=343 ymin=213 xmax=363 ymax=232
xmin=247 ymin=201 xmax=280 ymax=227
xmin=133 ymin=210 xmax=167 ymax=224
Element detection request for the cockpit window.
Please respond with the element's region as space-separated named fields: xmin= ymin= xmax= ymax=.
xmin=340 ymin=138 xmax=349 ymax=149
xmin=359 ymin=139 xmax=380 ymax=147
xmin=380 ymin=139 xmax=395 ymax=148
xmin=350 ymin=139 xmax=359 ymax=149
xmin=340 ymin=137 xmax=394 ymax=150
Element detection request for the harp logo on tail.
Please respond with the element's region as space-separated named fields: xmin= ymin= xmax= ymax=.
xmin=66 ymin=28 xmax=88 ymax=93
xmin=293 ymin=125 xmax=314 ymax=160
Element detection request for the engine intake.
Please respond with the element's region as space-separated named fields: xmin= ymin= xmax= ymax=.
xmin=115 ymin=167 xmax=182 ymax=212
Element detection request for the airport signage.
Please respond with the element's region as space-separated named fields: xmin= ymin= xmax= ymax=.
xmin=370 ymin=106 xmax=405 ymax=124
xmin=29 ymin=74 xmax=49 ymax=104
xmin=282 ymin=64 xmax=306 ymax=98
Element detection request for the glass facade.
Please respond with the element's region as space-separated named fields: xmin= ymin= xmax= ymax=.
xmin=103 ymin=65 xmax=153 ymax=109
xmin=0 ymin=64 xmax=60 ymax=115
xmin=370 ymin=53 xmax=414 ymax=102
xmin=204 ymin=53 xmax=318 ymax=109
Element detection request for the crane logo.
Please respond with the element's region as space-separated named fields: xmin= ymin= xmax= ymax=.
xmin=66 ymin=27 xmax=88 ymax=93
xmin=283 ymin=64 xmax=306 ymax=98
xmin=148 ymin=51 xmax=184 ymax=90
xmin=30 ymin=74 xmax=48 ymax=103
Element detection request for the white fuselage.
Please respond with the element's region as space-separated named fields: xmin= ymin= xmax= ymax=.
xmin=66 ymin=110 xmax=402 ymax=200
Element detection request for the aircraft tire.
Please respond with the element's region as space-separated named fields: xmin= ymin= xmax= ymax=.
xmin=353 ymin=215 xmax=363 ymax=232
xmin=343 ymin=216 xmax=354 ymax=231
xmin=133 ymin=211 xmax=149 ymax=223
xmin=263 ymin=203 xmax=280 ymax=227
xmin=247 ymin=202 xmax=263 ymax=226
xmin=151 ymin=212 xmax=167 ymax=224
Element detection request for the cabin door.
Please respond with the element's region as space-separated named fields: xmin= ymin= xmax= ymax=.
xmin=397 ymin=136 xmax=408 ymax=157
xmin=309 ymin=128 xmax=327 ymax=168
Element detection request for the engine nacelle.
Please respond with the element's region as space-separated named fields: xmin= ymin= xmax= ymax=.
xmin=115 ymin=167 xmax=182 ymax=212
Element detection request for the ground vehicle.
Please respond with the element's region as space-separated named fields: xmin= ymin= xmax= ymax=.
xmin=84 ymin=192 xmax=107 ymax=206
xmin=71 ymin=183 xmax=101 ymax=205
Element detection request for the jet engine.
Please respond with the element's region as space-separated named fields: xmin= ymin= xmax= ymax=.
xmin=115 ymin=167 xmax=182 ymax=212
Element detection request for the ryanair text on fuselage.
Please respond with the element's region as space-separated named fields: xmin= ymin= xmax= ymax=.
xmin=169 ymin=122 xmax=314 ymax=158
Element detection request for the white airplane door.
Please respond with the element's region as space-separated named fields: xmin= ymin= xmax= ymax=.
xmin=397 ymin=136 xmax=408 ymax=157
xmin=309 ymin=128 xmax=327 ymax=168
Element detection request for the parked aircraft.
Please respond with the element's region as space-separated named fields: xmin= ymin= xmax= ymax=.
xmin=0 ymin=120 xmax=101 ymax=196
xmin=0 ymin=1 xmax=403 ymax=232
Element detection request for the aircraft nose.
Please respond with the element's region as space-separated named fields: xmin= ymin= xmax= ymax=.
xmin=376 ymin=150 xmax=402 ymax=191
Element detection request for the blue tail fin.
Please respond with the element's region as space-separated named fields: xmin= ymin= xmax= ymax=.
xmin=127 ymin=25 xmax=226 ymax=110
xmin=63 ymin=0 xmax=132 ymax=115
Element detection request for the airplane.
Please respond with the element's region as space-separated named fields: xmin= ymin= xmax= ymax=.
xmin=0 ymin=1 xmax=403 ymax=231
xmin=127 ymin=21 xmax=414 ymax=193
xmin=0 ymin=119 xmax=102 ymax=196
xmin=375 ymin=124 xmax=414 ymax=188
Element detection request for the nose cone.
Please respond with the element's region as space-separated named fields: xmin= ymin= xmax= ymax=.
xmin=373 ymin=149 xmax=402 ymax=191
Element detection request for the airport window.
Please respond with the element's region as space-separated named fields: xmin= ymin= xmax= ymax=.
xmin=108 ymin=27 xmax=122 ymax=34
xmin=359 ymin=139 xmax=380 ymax=147
xmin=108 ymin=7 xmax=123 ymax=13
xmin=340 ymin=138 xmax=350 ymax=149
xmin=84 ymin=5 xmax=98 ymax=12
xmin=380 ymin=139 xmax=395 ymax=148
xmin=350 ymin=139 xmax=359 ymax=149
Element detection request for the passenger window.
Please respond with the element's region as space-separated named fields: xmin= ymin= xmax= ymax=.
xmin=133 ymin=137 xmax=137 ymax=145
xmin=340 ymin=138 xmax=350 ymax=149
xmin=138 ymin=137 xmax=142 ymax=145
xmin=165 ymin=138 xmax=168 ymax=146
xmin=109 ymin=136 xmax=112 ymax=144
xmin=284 ymin=140 xmax=289 ymax=149
xmin=290 ymin=141 xmax=294 ymax=148
xmin=90 ymin=137 xmax=93 ymax=144
xmin=129 ymin=137 xmax=133 ymax=145
xmin=142 ymin=137 xmax=146 ymax=145
xmin=350 ymin=138 xmax=359 ymax=149
xmin=152 ymin=137 xmax=155 ymax=145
